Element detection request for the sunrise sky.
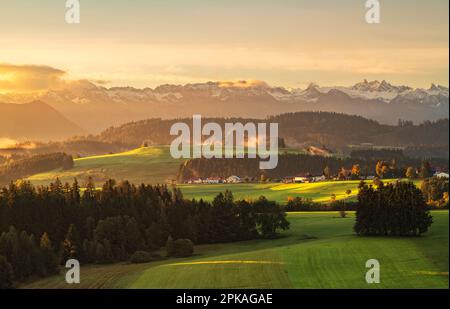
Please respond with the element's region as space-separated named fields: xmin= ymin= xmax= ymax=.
xmin=0 ymin=0 xmax=448 ymax=92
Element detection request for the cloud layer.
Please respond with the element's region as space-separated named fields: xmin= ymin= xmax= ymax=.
xmin=0 ymin=64 xmax=66 ymax=93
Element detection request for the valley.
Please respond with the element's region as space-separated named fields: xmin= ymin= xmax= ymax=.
xmin=23 ymin=146 xmax=425 ymax=204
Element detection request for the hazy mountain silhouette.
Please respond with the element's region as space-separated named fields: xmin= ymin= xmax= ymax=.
xmin=0 ymin=101 xmax=83 ymax=141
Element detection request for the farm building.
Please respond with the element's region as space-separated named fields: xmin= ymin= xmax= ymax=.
xmin=294 ymin=173 xmax=313 ymax=183
xmin=226 ymin=175 xmax=242 ymax=183
xmin=204 ymin=177 xmax=222 ymax=184
xmin=282 ymin=176 xmax=295 ymax=183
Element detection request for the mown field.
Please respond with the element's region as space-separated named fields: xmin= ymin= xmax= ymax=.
xmin=179 ymin=180 xmax=421 ymax=204
xmin=22 ymin=210 xmax=449 ymax=289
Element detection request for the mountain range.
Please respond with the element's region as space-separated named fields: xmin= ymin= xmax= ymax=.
xmin=0 ymin=101 xmax=82 ymax=141
xmin=0 ymin=79 xmax=448 ymax=139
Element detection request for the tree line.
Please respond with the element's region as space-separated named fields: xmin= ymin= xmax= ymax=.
xmin=95 ymin=113 xmax=448 ymax=153
xmin=0 ymin=179 xmax=289 ymax=287
xmin=178 ymin=153 xmax=446 ymax=182
xmin=0 ymin=153 xmax=73 ymax=185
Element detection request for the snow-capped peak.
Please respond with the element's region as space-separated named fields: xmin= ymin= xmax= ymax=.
xmin=351 ymin=79 xmax=411 ymax=93
xmin=429 ymin=83 xmax=449 ymax=94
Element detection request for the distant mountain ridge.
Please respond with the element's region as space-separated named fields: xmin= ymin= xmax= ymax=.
xmin=0 ymin=101 xmax=83 ymax=141
xmin=3 ymin=112 xmax=448 ymax=159
xmin=0 ymin=79 xmax=448 ymax=133
xmin=96 ymin=112 xmax=449 ymax=154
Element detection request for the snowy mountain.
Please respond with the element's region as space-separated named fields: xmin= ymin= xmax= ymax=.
xmin=0 ymin=80 xmax=448 ymax=133
xmin=351 ymin=79 xmax=412 ymax=93
xmin=292 ymin=80 xmax=448 ymax=104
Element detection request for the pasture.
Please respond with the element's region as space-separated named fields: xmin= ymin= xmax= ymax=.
xmin=179 ymin=179 xmax=421 ymax=204
xmin=27 ymin=146 xmax=183 ymax=186
xmin=22 ymin=210 xmax=449 ymax=289
xmin=25 ymin=146 xmax=422 ymax=204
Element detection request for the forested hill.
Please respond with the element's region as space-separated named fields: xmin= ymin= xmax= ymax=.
xmin=97 ymin=112 xmax=449 ymax=152
xmin=0 ymin=152 xmax=73 ymax=185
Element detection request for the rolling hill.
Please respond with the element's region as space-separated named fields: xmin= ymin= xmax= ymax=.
xmin=25 ymin=146 xmax=423 ymax=204
xmin=22 ymin=211 xmax=449 ymax=289
xmin=93 ymin=113 xmax=449 ymax=156
xmin=26 ymin=146 xmax=183 ymax=186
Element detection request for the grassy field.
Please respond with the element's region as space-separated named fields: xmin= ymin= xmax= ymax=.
xmin=22 ymin=210 xmax=449 ymax=289
xmin=179 ymin=179 xmax=421 ymax=204
xmin=25 ymin=146 xmax=421 ymax=204
xmin=27 ymin=146 xmax=184 ymax=186
xmin=26 ymin=146 xmax=304 ymax=187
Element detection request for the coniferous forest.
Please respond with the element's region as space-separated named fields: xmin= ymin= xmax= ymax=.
xmin=0 ymin=179 xmax=289 ymax=287
xmin=354 ymin=181 xmax=433 ymax=236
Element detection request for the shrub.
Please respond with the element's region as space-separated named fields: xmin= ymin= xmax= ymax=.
xmin=167 ymin=238 xmax=194 ymax=258
xmin=130 ymin=251 xmax=153 ymax=264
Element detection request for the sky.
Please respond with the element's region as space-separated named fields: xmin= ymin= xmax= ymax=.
xmin=0 ymin=0 xmax=448 ymax=92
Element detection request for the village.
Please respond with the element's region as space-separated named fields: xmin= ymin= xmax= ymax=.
xmin=183 ymin=170 xmax=449 ymax=185
xmin=184 ymin=173 xmax=369 ymax=185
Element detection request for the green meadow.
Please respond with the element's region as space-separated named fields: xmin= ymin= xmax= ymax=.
xmin=26 ymin=146 xmax=304 ymax=188
xmin=179 ymin=180 xmax=421 ymax=204
xmin=20 ymin=146 xmax=445 ymax=289
xmin=22 ymin=211 xmax=449 ymax=289
xmin=26 ymin=146 xmax=422 ymax=204
xmin=27 ymin=146 xmax=183 ymax=186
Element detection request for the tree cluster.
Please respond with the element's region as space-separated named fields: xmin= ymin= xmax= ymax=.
xmin=354 ymin=181 xmax=433 ymax=236
xmin=285 ymin=197 xmax=358 ymax=212
xmin=0 ymin=179 xmax=289 ymax=286
xmin=421 ymin=177 xmax=449 ymax=208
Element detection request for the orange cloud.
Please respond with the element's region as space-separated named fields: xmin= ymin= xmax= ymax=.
xmin=0 ymin=64 xmax=66 ymax=93
xmin=218 ymin=80 xmax=269 ymax=89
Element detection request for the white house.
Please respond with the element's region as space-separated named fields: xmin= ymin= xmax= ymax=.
xmin=204 ymin=177 xmax=222 ymax=184
xmin=294 ymin=176 xmax=308 ymax=183
xmin=312 ymin=175 xmax=326 ymax=182
xmin=435 ymin=172 xmax=449 ymax=179
xmin=226 ymin=175 xmax=242 ymax=183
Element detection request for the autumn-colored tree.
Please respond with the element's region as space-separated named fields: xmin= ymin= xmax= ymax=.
xmin=375 ymin=161 xmax=391 ymax=178
xmin=351 ymin=164 xmax=361 ymax=179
